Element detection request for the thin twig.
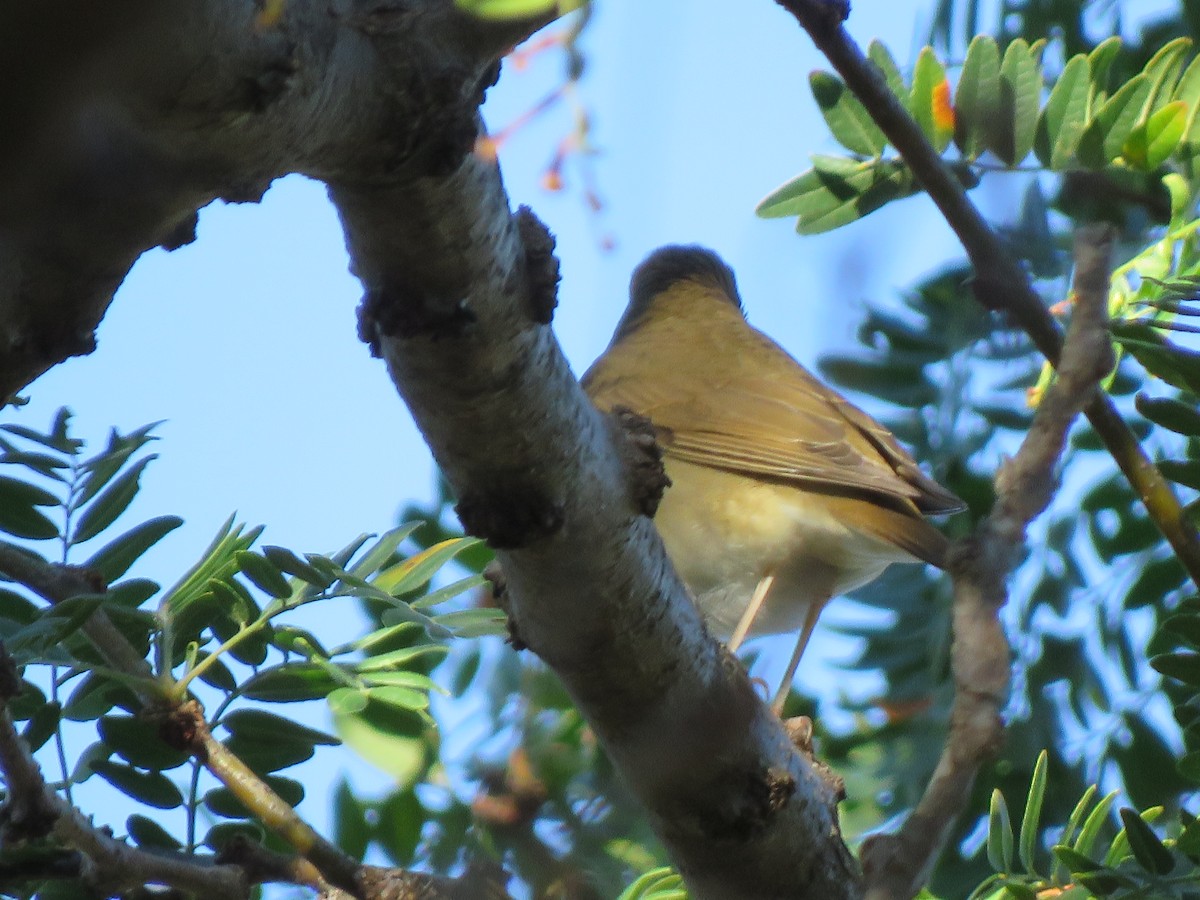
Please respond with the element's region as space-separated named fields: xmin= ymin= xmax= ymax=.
xmin=772 ymin=0 xmax=1200 ymax=590
xmin=859 ymin=225 xmax=1117 ymax=899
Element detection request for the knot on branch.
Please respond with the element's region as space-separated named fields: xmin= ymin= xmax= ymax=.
xmin=608 ymin=406 xmax=671 ymax=517
xmin=357 ymin=281 xmax=476 ymax=354
xmin=515 ymin=206 xmax=560 ymax=324
xmin=156 ymin=699 xmax=203 ymax=753
xmin=456 ymin=481 xmax=564 ymax=550
xmin=702 ymin=764 xmax=797 ymax=842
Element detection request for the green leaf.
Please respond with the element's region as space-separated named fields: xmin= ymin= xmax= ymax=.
xmin=988 ymin=789 xmax=1014 ymax=873
xmin=1034 ymin=54 xmax=1090 ymax=168
xmin=375 ymin=789 xmax=426 ymax=866
xmin=1118 ymin=807 xmax=1174 ymax=874
xmin=76 ymin=424 xmax=161 ymax=506
xmin=241 ymin=664 xmax=341 ymax=702
xmin=85 ymin=516 xmax=183 ymax=583
xmin=373 ymin=535 xmax=482 ymax=597
xmin=1141 ymin=37 xmax=1192 ymax=114
xmin=453 ymin=0 xmax=564 ymax=20
xmin=331 ymin=691 xmax=431 ymax=785
xmin=867 ymin=40 xmax=909 ymax=108
xmin=334 ymin=779 xmax=372 ymax=862
xmin=910 ymin=46 xmax=953 ymax=152
xmin=426 ymin=607 xmax=508 ymax=638
xmin=205 ymin=776 xmax=304 ymax=818
xmin=1123 ymin=100 xmax=1188 ymax=170
xmin=1052 ymin=845 xmax=1103 ymax=874
xmin=1172 ymin=52 xmax=1200 ymax=152
xmin=1018 ymin=751 xmax=1048 ymax=874
xmin=221 ymin=709 xmax=339 ymax=747
xmin=348 ymin=523 xmax=424 ymax=579
xmin=1158 ymin=458 xmax=1200 ymax=490
xmin=92 ymin=759 xmax=182 ymax=809
xmin=261 ymin=545 xmax=331 ymax=587
xmin=1077 ymin=75 xmax=1153 ymax=167
xmin=0 ymin=474 xmax=59 ymax=539
xmin=235 ymin=550 xmax=292 ymax=599
xmin=223 ymin=731 xmax=315 ymax=775
xmin=1152 ymin=651 xmax=1200 ymax=684
xmin=955 ymin=35 xmax=1001 ymax=161
xmin=809 ymin=71 xmax=887 ymax=157
xmin=204 ymin=821 xmax=264 ymax=852
xmin=1074 ymin=790 xmax=1118 ymax=857
xmin=0 ymin=449 xmax=68 ymax=480
xmin=98 ymin=715 xmax=189 ymax=771
xmin=1087 ymin=36 xmax=1123 ymax=110
xmin=990 ymin=39 xmax=1040 ymax=165
xmin=1136 ymin=393 xmax=1200 ymax=435
xmin=1163 ymin=612 xmax=1200 ymax=649
xmin=21 ymin=700 xmax=61 ymax=753
xmin=1128 ymin=557 xmax=1187 ymax=608
xmin=71 ymin=456 xmax=155 ymax=543
xmin=126 ymin=813 xmax=181 ymax=850
xmin=354 ymin=643 xmax=448 ymax=673
xmin=1 ymin=410 xmax=80 ymax=454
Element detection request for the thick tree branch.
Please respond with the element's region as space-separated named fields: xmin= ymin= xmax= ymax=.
xmin=0 ymin=0 xmax=548 ymax=405
xmin=772 ymin=0 xmax=1200 ymax=590
xmin=860 ymin=226 xmax=1117 ymax=900
xmin=338 ymin=158 xmax=860 ymax=899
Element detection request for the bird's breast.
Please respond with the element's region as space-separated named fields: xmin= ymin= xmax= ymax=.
xmin=653 ymin=458 xmax=915 ymax=639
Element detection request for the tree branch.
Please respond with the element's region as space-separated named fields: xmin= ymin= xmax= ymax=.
xmin=771 ymin=0 xmax=1200 ymax=591
xmin=0 ymin=650 xmax=252 ymax=898
xmin=338 ymin=160 xmax=861 ymax=898
xmin=859 ymin=225 xmax=1117 ymax=899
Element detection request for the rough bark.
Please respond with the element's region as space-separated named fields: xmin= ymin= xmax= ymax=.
xmin=2 ymin=2 xmax=862 ymax=896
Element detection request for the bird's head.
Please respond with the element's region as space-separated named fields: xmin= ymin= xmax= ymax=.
xmin=613 ymin=245 xmax=745 ymax=343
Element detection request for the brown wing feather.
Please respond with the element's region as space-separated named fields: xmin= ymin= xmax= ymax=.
xmin=581 ymin=282 xmax=964 ymax=517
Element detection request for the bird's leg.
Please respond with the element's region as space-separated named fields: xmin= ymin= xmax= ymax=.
xmin=728 ymin=573 xmax=775 ymax=653
xmin=770 ymin=599 xmax=826 ymax=715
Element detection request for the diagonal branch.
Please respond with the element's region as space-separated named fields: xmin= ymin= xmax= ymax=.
xmin=772 ymin=0 xmax=1200 ymax=591
xmin=859 ymin=225 xmax=1117 ymax=899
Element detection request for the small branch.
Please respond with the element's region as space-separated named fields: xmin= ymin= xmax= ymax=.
xmin=0 ymin=651 xmax=251 ymax=898
xmin=859 ymin=226 xmax=1117 ymax=900
xmin=182 ymin=701 xmax=364 ymax=896
xmin=0 ymin=541 xmax=156 ymax=689
xmin=772 ymin=0 xmax=1200 ymax=590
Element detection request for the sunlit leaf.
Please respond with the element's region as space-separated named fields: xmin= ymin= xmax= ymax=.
xmin=1034 ymin=54 xmax=1089 ymax=168
xmin=955 ymin=34 xmax=1001 ymax=161
xmin=809 ymin=71 xmax=887 ymax=157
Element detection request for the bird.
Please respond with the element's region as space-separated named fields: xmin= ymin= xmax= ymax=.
xmin=581 ymin=245 xmax=964 ymax=712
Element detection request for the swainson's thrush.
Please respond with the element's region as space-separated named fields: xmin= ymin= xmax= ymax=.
xmin=582 ymin=245 xmax=963 ymax=711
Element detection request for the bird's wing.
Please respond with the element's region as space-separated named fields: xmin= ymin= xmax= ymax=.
xmin=588 ymin=367 xmax=962 ymax=515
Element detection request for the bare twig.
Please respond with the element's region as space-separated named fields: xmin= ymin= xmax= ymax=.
xmin=772 ymin=0 xmax=1200 ymax=590
xmin=859 ymin=226 xmax=1117 ymax=899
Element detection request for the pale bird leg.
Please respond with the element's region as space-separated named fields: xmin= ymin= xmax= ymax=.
xmin=728 ymin=573 xmax=776 ymax=653
xmin=770 ymin=599 xmax=826 ymax=715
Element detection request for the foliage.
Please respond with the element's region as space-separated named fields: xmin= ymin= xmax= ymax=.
xmin=758 ymin=35 xmax=1200 ymax=233
xmin=0 ymin=411 xmax=502 ymax=894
